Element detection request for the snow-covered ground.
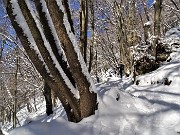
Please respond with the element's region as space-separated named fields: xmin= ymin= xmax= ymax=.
xmin=2 ymin=27 xmax=180 ymax=135
xmin=3 ymin=53 xmax=180 ymax=134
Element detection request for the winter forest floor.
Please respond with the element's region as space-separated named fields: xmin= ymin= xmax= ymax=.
xmin=2 ymin=26 xmax=180 ymax=135
xmin=2 ymin=50 xmax=180 ymax=135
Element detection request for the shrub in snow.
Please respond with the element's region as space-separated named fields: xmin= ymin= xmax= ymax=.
xmin=163 ymin=78 xmax=172 ymax=86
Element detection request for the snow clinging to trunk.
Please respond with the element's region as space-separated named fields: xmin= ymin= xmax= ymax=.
xmin=25 ymin=0 xmax=79 ymax=99
xmin=55 ymin=0 xmax=97 ymax=93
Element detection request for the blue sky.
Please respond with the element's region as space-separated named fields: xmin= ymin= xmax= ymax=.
xmin=0 ymin=0 xmax=155 ymax=41
xmin=147 ymin=0 xmax=154 ymax=7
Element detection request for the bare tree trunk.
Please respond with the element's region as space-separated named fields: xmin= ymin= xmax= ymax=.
xmin=62 ymin=0 xmax=75 ymax=34
xmin=0 ymin=84 xmax=5 ymax=125
xmin=6 ymin=0 xmax=97 ymax=122
xmin=170 ymin=0 xmax=179 ymax=10
xmin=2 ymin=108 xmax=5 ymax=125
xmin=95 ymin=45 xmax=99 ymax=83
xmin=80 ymin=0 xmax=88 ymax=63
xmin=141 ymin=0 xmax=152 ymax=44
xmin=153 ymin=0 xmax=163 ymax=59
xmin=34 ymin=0 xmax=76 ymax=88
xmin=33 ymin=89 xmax=37 ymax=112
xmin=45 ymin=0 xmax=97 ymax=119
xmin=0 ymin=42 xmax=4 ymax=62
xmin=43 ymin=81 xmax=53 ymax=116
xmin=88 ymin=0 xmax=94 ymax=73
xmin=13 ymin=48 xmax=19 ymax=128
xmin=26 ymin=103 xmax=32 ymax=113
xmin=6 ymin=0 xmax=81 ymax=122
xmin=114 ymin=0 xmax=132 ymax=75
xmin=51 ymin=91 xmax=57 ymax=108
xmin=141 ymin=0 xmax=150 ymax=21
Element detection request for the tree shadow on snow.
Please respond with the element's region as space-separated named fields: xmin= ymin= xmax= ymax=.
xmin=96 ymin=77 xmax=133 ymax=98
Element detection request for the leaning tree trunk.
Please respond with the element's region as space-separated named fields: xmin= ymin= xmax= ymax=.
xmin=5 ymin=0 xmax=97 ymax=121
xmin=44 ymin=0 xmax=97 ymax=119
xmin=34 ymin=0 xmax=76 ymax=87
xmin=6 ymin=0 xmax=81 ymax=122
xmin=62 ymin=0 xmax=75 ymax=34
